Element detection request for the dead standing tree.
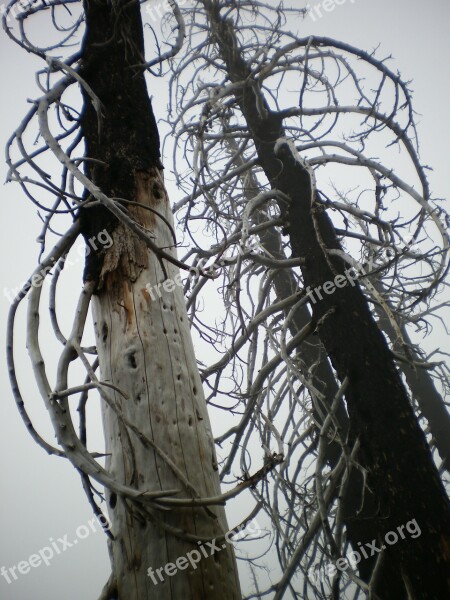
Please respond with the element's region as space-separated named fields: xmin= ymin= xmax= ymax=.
xmin=4 ymin=0 xmax=450 ymax=599
xmin=3 ymin=1 xmax=252 ymax=598
xmin=166 ymin=1 xmax=450 ymax=598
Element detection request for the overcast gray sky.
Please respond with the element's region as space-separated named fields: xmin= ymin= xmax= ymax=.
xmin=1 ymin=1 xmax=449 ymax=599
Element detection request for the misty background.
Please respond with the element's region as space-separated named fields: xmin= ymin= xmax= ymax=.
xmin=1 ymin=1 xmax=449 ymax=598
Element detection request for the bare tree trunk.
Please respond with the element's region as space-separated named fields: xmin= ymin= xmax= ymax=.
xmin=79 ymin=2 xmax=241 ymax=598
xmin=204 ymin=2 xmax=450 ymax=598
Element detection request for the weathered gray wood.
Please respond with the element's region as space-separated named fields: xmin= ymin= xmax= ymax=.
xmin=92 ymin=169 xmax=241 ymax=599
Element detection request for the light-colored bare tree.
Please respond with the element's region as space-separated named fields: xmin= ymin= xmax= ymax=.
xmin=4 ymin=1 xmax=450 ymax=599
xmin=4 ymin=1 xmax=244 ymax=598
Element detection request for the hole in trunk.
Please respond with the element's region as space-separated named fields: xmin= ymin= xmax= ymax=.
xmin=127 ymin=351 xmax=138 ymax=369
xmin=152 ymin=182 xmax=162 ymax=199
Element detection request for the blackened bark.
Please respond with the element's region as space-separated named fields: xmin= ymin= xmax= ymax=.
xmin=77 ymin=3 xmax=242 ymax=599
xmin=251 ymin=193 xmax=410 ymax=600
xmin=235 ymin=155 xmax=403 ymax=597
xmin=79 ymin=0 xmax=162 ymax=283
xmin=205 ymin=4 xmax=450 ymax=598
xmin=272 ymin=141 xmax=450 ymax=600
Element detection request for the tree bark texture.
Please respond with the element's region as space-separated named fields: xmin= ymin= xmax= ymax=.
xmin=79 ymin=2 xmax=241 ymax=598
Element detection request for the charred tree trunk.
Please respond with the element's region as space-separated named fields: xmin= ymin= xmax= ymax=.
xmin=205 ymin=2 xmax=450 ymax=598
xmin=229 ymin=136 xmax=406 ymax=599
xmin=78 ymin=2 xmax=241 ymax=598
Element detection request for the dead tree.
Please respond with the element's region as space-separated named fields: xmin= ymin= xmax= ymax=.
xmin=3 ymin=1 xmax=252 ymax=598
xmin=4 ymin=1 xmax=450 ymax=599
xmin=166 ymin=1 xmax=450 ymax=598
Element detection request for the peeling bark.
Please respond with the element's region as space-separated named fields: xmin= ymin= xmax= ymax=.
xmin=92 ymin=169 xmax=240 ymax=599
